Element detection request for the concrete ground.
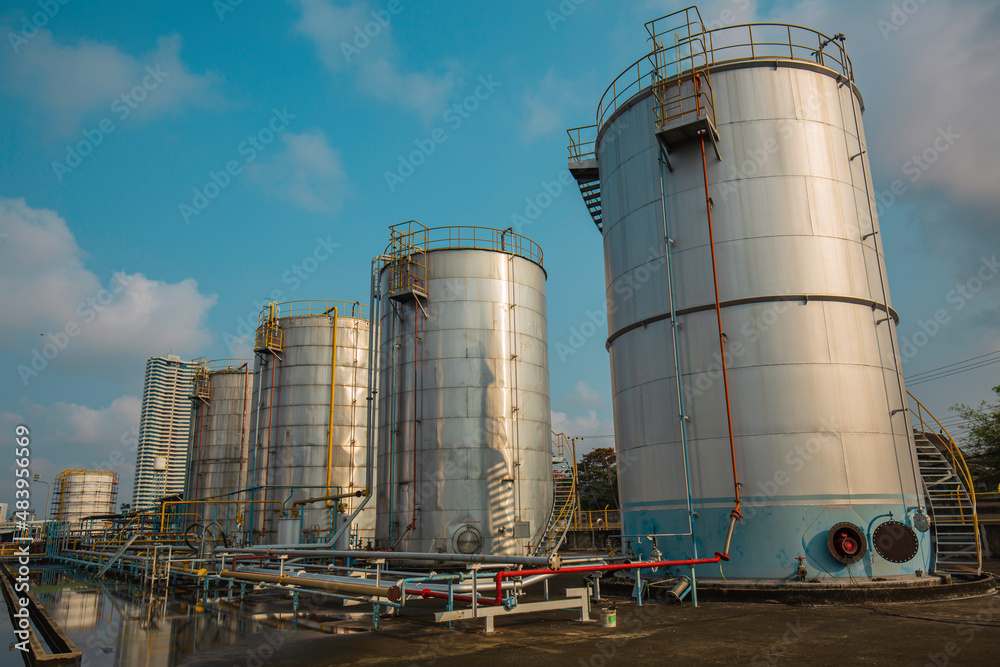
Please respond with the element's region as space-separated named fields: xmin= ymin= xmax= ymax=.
xmin=185 ymin=563 xmax=1000 ymax=667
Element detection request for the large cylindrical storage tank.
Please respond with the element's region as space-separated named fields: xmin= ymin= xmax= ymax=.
xmin=186 ymin=359 xmax=252 ymax=539
xmin=374 ymin=224 xmax=552 ymax=556
xmin=576 ymin=14 xmax=930 ymax=580
xmin=250 ymin=301 xmax=373 ymax=546
xmin=50 ymin=469 xmax=118 ymax=527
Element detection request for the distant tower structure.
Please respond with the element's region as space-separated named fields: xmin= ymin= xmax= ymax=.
xmin=133 ymin=355 xmax=197 ymax=509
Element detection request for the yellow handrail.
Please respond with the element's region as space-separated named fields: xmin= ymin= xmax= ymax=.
xmin=384 ymin=224 xmax=544 ymax=267
xmin=548 ymin=432 xmax=578 ymax=551
xmin=907 ymin=390 xmax=981 ymax=567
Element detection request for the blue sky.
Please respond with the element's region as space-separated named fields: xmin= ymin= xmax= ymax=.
xmin=1 ymin=0 xmax=997 ymax=506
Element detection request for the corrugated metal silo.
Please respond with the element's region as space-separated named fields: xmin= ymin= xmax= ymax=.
xmin=373 ymin=223 xmax=552 ymax=556
xmin=568 ymin=7 xmax=931 ymax=580
xmin=250 ymin=301 xmax=373 ymax=546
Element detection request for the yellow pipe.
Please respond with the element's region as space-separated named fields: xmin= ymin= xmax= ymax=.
xmin=326 ymin=307 xmax=338 ymax=506
xmin=158 ymin=500 xmax=282 ymax=532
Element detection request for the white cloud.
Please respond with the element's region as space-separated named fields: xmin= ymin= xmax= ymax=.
xmin=521 ymin=68 xmax=590 ymax=142
xmin=551 ymin=408 xmax=614 ymax=436
xmin=566 ymin=379 xmax=605 ymax=409
xmin=0 ymin=396 xmax=140 ymax=510
xmin=292 ymin=0 xmax=457 ymax=120
xmin=0 ymin=30 xmax=223 ymax=134
xmin=0 ymin=197 xmax=217 ymax=380
xmin=244 ymin=129 xmax=348 ymax=212
xmin=551 ymin=381 xmax=615 ymax=452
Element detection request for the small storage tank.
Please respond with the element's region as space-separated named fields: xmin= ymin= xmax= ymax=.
xmin=374 ymin=223 xmax=552 ymax=555
xmin=50 ymin=469 xmax=118 ymax=526
xmin=567 ymin=8 xmax=931 ymax=580
xmin=249 ymin=300 xmax=373 ymax=546
xmin=186 ymin=359 xmax=252 ymax=539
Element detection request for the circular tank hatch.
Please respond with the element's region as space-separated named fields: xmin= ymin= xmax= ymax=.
xmin=872 ymin=520 xmax=920 ymax=563
xmin=454 ymin=526 xmax=483 ymax=554
xmin=827 ymin=522 xmax=867 ymax=564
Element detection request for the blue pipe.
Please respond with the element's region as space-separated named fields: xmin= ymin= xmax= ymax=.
xmin=659 ymin=148 xmax=701 ymax=606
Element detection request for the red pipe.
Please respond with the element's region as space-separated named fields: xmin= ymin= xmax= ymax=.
xmin=471 ymin=554 xmax=729 ymax=607
xmin=694 ymin=72 xmax=742 ymax=517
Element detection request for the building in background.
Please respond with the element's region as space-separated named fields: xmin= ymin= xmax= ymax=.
xmin=132 ymin=355 xmax=197 ymax=509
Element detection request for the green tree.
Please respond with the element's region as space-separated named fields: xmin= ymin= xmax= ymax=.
xmin=952 ymin=384 xmax=1000 ymax=489
xmin=577 ymin=447 xmax=619 ymax=511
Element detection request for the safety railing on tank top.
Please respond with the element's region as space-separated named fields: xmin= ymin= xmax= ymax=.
xmin=595 ymin=7 xmax=854 ymax=133
xmin=191 ymin=358 xmax=252 ymax=373
xmin=262 ymin=299 xmax=369 ymax=320
xmin=387 ymin=225 xmax=544 ymax=268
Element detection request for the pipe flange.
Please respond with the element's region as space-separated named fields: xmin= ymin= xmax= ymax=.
xmin=827 ymin=522 xmax=867 ymax=564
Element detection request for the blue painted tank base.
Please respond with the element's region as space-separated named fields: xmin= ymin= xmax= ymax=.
xmin=621 ymin=500 xmax=933 ymax=581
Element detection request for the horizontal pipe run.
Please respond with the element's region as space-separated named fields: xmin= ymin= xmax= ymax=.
xmin=219 ymin=570 xmax=402 ymax=602
xmin=489 ymin=555 xmax=728 ymax=607
xmin=224 ymin=548 xmax=563 ymax=570
xmin=291 ymin=490 xmax=364 ymax=509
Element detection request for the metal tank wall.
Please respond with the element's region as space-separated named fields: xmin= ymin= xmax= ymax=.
xmin=374 ymin=236 xmax=552 ymax=556
xmin=250 ymin=305 xmax=373 ymax=545
xmin=592 ymin=28 xmax=929 ymax=579
xmin=51 ymin=470 xmax=118 ymax=525
xmin=186 ymin=361 xmax=252 ymax=537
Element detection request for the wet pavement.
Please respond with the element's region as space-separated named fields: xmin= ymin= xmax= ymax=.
xmin=185 ymin=568 xmax=1000 ymax=666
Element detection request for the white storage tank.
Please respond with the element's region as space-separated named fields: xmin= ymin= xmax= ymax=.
xmin=374 ymin=223 xmax=552 ymax=556
xmin=186 ymin=359 xmax=252 ymax=540
xmin=249 ymin=300 xmax=374 ymax=546
xmin=568 ymin=8 xmax=931 ymax=580
xmin=50 ymin=469 xmax=119 ymax=527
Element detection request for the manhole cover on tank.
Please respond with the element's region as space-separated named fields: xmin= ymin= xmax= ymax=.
xmin=454 ymin=526 xmax=483 ymax=554
xmin=872 ymin=520 xmax=919 ymax=563
xmin=827 ymin=522 xmax=867 ymax=564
